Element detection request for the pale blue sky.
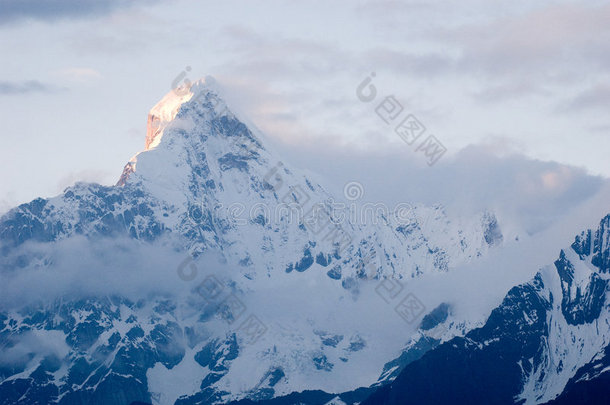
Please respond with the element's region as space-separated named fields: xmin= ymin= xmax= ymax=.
xmin=1 ymin=0 xmax=609 ymax=213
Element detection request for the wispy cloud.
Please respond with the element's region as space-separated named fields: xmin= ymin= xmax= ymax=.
xmin=217 ymin=26 xmax=355 ymax=80
xmin=0 ymin=0 xmax=154 ymax=25
xmin=560 ymin=84 xmax=610 ymax=112
xmin=447 ymin=3 xmax=610 ymax=78
xmin=472 ymin=81 xmax=551 ymax=104
xmin=0 ymin=80 xmax=60 ymax=95
xmin=588 ymin=124 xmax=610 ymax=134
xmin=0 ymin=235 xmax=226 ymax=310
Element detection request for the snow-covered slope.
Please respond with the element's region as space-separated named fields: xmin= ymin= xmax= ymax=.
xmin=0 ymin=77 xmax=505 ymax=405
xmin=362 ymin=215 xmax=610 ymax=405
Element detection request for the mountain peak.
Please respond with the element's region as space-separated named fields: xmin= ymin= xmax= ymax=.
xmin=117 ymin=76 xmax=241 ymax=186
xmin=145 ymin=75 xmax=226 ymax=151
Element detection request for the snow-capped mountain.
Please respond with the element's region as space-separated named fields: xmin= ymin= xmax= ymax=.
xmin=362 ymin=215 xmax=610 ymax=405
xmin=1 ymin=75 xmax=592 ymax=405
xmin=1 ymin=77 xmax=499 ymax=279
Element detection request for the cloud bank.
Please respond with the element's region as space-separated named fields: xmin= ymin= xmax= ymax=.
xmin=273 ymin=137 xmax=607 ymax=237
xmin=0 ymin=235 xmax=227 ymax=310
